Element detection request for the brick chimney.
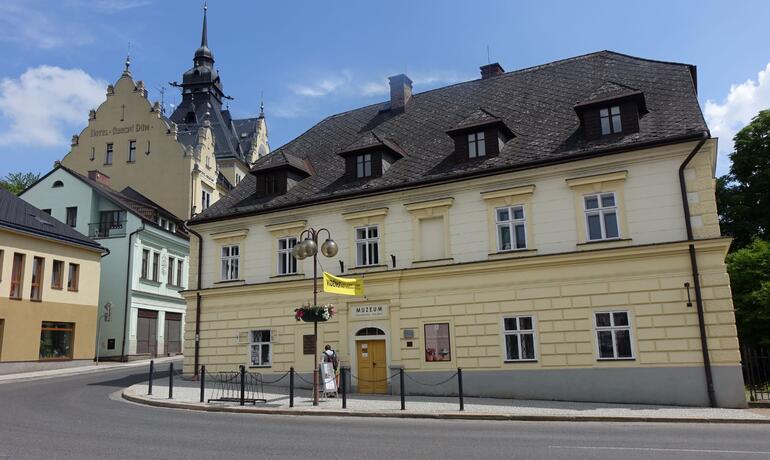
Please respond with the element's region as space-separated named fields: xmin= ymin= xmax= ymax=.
xmin=480 ymin=63 xmax=505 ymax=80
xmin=388 ymin=74 xmax=413 ymax=110
xmin=88 ymin=170 xmax=111 ymax=186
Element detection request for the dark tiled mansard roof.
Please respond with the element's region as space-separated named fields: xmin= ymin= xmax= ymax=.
xmin=193 ymin=51 xmax=708 ymax=223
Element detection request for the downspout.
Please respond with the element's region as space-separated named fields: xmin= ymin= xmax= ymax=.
xmin=678 ymin=132 xmax=717 ymax=408
xmin=184 ymin=221 xmax=204 ymax=377
xmin=95 ymin=246 xmax=110 ymax=361
xmin=120 ymin=224 xmax=145 ymax=362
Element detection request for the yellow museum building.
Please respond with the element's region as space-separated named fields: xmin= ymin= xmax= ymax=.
xmin=182 ymin=52 xmax=746 ymax=407
xmin=0 ymin=189 xmax=103 ymax=373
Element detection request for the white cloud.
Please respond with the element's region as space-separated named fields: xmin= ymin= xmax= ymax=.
xmin=0 ymin=2 xmax=93 ymax=49
xmin=91 ymin=0 xmax=152 ymax=12
xmin=359 ymin=71 xmax=471 ymax=97
xmin=704 ymin=63 xmax=770 ymax=176
xmin=0 ymin=66 xmax=107 ymax=147
xmin=290 ymin=72 xmax=352 ymax=98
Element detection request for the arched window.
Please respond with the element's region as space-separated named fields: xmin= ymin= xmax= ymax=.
xmin=52 ymin=180 xmax=63 ymax=188
xmin=355 ymin=327 xmax=385 ymax=336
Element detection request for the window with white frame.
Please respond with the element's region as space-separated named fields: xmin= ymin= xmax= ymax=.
xmin=496 ymin=205 xmax=527 ymax=251
xmin=356 ymin=153 xmax=372 ymax=178
xmin=600 ymin=106 xmax=622 ymax=135
xmin=176 ymin=259 xmax=184 ymax=287
xmin=201 ymin=187 xmax=212 ymax=210
xmin=584 ymin=192 xmax=620 ymax=241
xmin=503 ymin=316 xmax=536 ymax=361
xmin=277 ymin=237 xmax=298 ymax=275
xmin=355 ymin=225 xmax=379 ymax=266
xmin=249 ymin=330 xmax=271 ymax=366
xmin=221 ymin=245 xmax=240 ymax=281
xmin=467 ymin=131 xmax=486 ymax=158
xmin=594 ymin=311 xmax=633 ymax=359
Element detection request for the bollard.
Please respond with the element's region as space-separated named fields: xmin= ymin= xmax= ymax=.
xmin=200 ymin=365 xmax=206 ymax=403
xmin=168 ymin=362 xmax=174 ymax=399
xmin=289 ymin=367 xmax=295 ymax=408
xmin=457 ymin=368 xmax=464 ymax=411
xmin=239 ymin=365 xmax=246 ymax=406
xmin=148 ymin=360 xmax=154 ymax=395
xmin=400 ymin=368 xmax=406 ymax=411
xmin=341 ymin=367 xmax=347 ymax=409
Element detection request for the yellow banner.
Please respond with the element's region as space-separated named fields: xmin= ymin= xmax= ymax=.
xmin=323 ymin=272 xmax=364 ymax=296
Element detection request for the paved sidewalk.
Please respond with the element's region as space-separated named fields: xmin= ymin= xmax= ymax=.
xmin=122 ymin=381 xmax=770 ymax=424
xmin=0 ymin=356 xmax=180 ymax=384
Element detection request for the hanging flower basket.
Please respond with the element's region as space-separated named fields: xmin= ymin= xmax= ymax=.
xmin=294 ymin=304 xmax=336 ymax=322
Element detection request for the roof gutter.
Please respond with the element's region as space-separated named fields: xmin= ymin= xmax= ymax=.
xmin=677 ymin=132 xmax=717 ymax=408
xmin=184 ymin=220 xmax=204 ymax=378
xmin=120 ymin=223 xmax=145 ymax=362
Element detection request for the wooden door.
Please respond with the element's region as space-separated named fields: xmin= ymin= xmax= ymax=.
xmin=356 ymin=340 xmax=387 ymax=394
xmin=136 ymin=309 xmax=158 ymax=356
xmin=164 ymin=313 xmax=182 ymax=355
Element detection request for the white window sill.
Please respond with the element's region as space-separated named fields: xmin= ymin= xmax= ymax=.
xmin=488 ymin=249 xmax=537 ymax=260
xmin=348 ymin=264 xmax=388 ymax=275
xmin=576 ymin=238 xmax=632 ymax=250
xmin=503 ymin=359 xmax=538 ymax=363
xmin=248 ymin=365 xmax=272 ymax=368
xmin=270 ymin=273 xmax=305 ymax=281
xmin=213 ymin=279 xmax=245 ymax=285
xmin=596 ymin=357 xmax=636 ymax=361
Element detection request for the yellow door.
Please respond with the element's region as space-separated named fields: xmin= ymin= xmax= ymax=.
xmin=357 ymin=340 xmax=387 ymax=394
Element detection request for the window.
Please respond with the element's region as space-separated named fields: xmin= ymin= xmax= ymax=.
xmin=152 ymin=252 xmax=160 ymax=281
xmin=249 ymin=330 xmax=272 ymax=366
xmin=600 ymin=106 xmax=622 ymax=135
xmin=39 ymin=322 xmax=74 ymax=360
xmin=10 ymin=253 xmax=25 ymax=299
xmin=41 ymin=209 xmax=51 ymax=215
xmin=67 ymin=263 xmax=79 ymax=292
xmin=355 ymin=225 xmax=379 ymax=266
xmin=176 ymin=259 xmax=184 ymax=288
xmin=128 ymin=140 xmax=137 ymax=162
xmin=90 ymin=147 xmax=95 ymax=161
xmin=98 ymin=210 xmax=124 ymax=237
xmin=205 ymin=155 xmax=211 ymax=169
xmin=52 ymin=180 xmax=64 ymax=188
xmin=424 ymin=323 xmax=451 ymax=361
xmin=595 ymin=311 xmax=634 ymax=360
xmin=503 ymin=316 xmax=536 ymax=361
xmin=201 ymin=187 xmax=212 ymax=210
xmin=584 ymin=192 xmax=620 ymax=241
xmin=30 ymin=257 xmax=44 ymax=301
xmin=235 ymin=173 xmax=242 ymax=185
xmin=265 ymin=174 xmax=278 ymax=195
xmin=467 ymin=131 xmax=486 ymax=158
xmin=496 ymin=205 xmax=527 ymax=251
xmin=141 ymin=249 xmax=150 ymax=279
xmin=356 ymin=153 xmax=372 ymax=178
xmin=65 ymin=207 xmax=77 ymax=228
xmin=167 ymin=257 xmax=175 ymax=285
xmin=221 ymin=245 xmax=240 ymax=281
xmin=105 ymin=143 xmax=113 ymax=165
xmin=277 ymin=237 xmax=297 ymax=275
xmin=51 ymin=260 xmax=64 ymax=289
xmin=159 ymin=217 xmax=167 ymax=229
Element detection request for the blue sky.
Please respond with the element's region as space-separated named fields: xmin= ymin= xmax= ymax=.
xmin=1 ymin=0 xmax=769 ymax=178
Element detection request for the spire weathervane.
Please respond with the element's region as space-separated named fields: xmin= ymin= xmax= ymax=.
xmin=201 ymin=2 xmax=208 ymax=48
xmin=123 ymin=42 xmax=132 ymax=76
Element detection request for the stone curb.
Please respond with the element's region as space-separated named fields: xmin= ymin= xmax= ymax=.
xmin=121 ymin=390 xmax=770 ymax=425
xmin=0 ymin=357 xmax=181 ymax=385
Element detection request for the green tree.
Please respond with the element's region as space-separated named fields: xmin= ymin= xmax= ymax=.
xmin=0 ymin=172 xmax=41 ymax=195
xmin=726 ymin=239 xmax=770 ymax=346
xmin=716 ymin=109 xmax=770 ymax=250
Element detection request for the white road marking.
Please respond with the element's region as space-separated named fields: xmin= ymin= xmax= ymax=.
xmin=549 ymin=445 xmax=770 ymax=455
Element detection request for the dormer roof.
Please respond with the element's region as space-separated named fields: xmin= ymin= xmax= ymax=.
xmin=338 ymin=131 xmax=407 ymax=158
xmin=250 ymin=151 xmax=311 ymax=177
xmin=574 ymin=81 xmax=647 ymax=112
xmin=446 ymin=108 xmax=515 ymax=138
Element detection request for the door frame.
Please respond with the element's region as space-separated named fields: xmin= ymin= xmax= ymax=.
xmin=350 ymin=323 xmax=390 ymax=393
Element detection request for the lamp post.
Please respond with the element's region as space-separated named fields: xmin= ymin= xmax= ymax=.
xmin=292 ymin=227 xmax=338 ymax=406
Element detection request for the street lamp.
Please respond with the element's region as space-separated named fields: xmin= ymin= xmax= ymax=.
xmin=292 ymin=228 xmax=338 ymax=406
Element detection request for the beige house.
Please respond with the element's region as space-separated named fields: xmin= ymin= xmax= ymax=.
xmin=61 ymin=5 xmax=269 ymax=220
xmin=0 ymin=189 xmax=103 ymax=373
xmin=182 ymin=52 xmax=745 ymax=407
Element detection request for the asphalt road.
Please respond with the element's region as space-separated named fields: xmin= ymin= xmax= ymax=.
xmin=0 ymin=363 xmax=768 ymax=459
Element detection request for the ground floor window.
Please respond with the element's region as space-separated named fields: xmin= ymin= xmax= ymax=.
xmin=39 ymin=322 xmax=74 ymax=360
xmin=249 ymin=330 xmax=271 ymax=366
xmin=503 ymin=316 xmax=536 ymax=361
xmin=424 ymin=323 xmax=451 ymax=362
xmin=594 ymin=311 xmax=634 ymax=360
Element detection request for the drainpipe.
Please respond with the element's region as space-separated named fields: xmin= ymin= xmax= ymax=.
xmin=184 ymin=221 xmax=204 ymax=377
xmin=120 ymin=224 xmax=145 ymax=362
xmin=678 ymin=132 xmax=717 ymax=408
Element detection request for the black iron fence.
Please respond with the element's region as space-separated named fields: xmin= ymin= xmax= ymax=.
xmin=742 ymin=347 xmax=770 ymax=402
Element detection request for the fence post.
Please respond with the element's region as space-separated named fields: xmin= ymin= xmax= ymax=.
xmin=457 ymin=368 xmax=464 ymax=411
xmin=289 ymin=367 xmax=295 ymax=408
xmin=200 ymin=365 xmax=206 ymax=403
xmin=148 ymin=360 xmax=154 ymax=395
xmin=168 ymin=362 xmax=174 ymax=399
xmin=239 ymin=365 xmax=246 ymax=406
xmin=341 ymin=366 xmax=347 ymax=409
xmin=400 ymin=368 xmax=406 ymax=411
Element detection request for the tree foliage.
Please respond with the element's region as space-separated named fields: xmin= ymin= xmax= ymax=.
xmin=727 ymin=239 xmax=770 ymax=346
xmin=0 ymin=172 xmax=41 ymax=195
xmin=716 ymin=109 xmax=770 ymax=249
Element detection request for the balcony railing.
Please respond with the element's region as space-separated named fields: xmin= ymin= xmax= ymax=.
xmin=88 ymin=220 xmax=127 ymax=238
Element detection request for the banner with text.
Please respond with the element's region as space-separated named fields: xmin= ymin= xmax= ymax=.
xmin=323 ymin=272 xmax=364 ymax=296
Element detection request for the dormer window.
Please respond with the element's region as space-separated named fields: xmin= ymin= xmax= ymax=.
xmin=468 ymin=131 xmax=486 ymax=158
xmin=250 ymin=151 xmax=312 ymax=198
xmin=356 ymin=153 xmax=373 ymax=178
xmin=600 ymin=106 xmax=622 ymax=135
